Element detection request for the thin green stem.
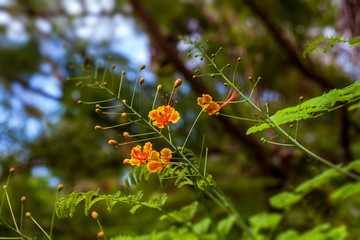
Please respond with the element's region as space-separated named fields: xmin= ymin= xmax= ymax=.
xmin=217 ymin=113 xmax=262 ymax=122
xmin=118 ymin=71 xmax=125 ymax=98
xmin=101 ymin=57 xmax=111 ymax=84
xmin=152 ymin=87 xmax=160 ymax=110
xmin=295 ymin=98 xmax=302 ymax=141
xmin=131 ymin=68 xmax=142 ymax=107
xmin=50 ymin=189 xmax=61 ymax=238
xmin=0 ymin=170 xmax=13 ymax=214
xmin=20 ymin=201 xmax=24 ymax=233
xmin=181 ymin=110 xmax=204 ymax=152
xmin=29 ymin=215 xmax=51 ymax=240
xmin=5 ymin=189 xmax=18 ymax=232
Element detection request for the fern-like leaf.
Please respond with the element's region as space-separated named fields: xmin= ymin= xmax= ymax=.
xmin=247 ymin=81 xmax=360 ymax=135
xmin=303 ymin=35 xmax=360 ymax=58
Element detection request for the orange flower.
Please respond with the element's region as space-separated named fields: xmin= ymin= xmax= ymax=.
xmin=147 ymin=148 xmax=172 ymax=173
xmin=197 ymin=94 xmax=221 ymax=115
xmin=148 ymin=105 xmax=180 ymax=128
xmin=198 ymin=89 xmax=241 ymax=115
xmin=129 ymin=142 xmax=159 ymax=166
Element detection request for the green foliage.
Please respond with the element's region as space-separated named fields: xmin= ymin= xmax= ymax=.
xmin=109 ymin=226 xmax=204 ymax=240
xmin=269 ymin=191 xmax=302 ymax=210
xmin=303 ymin=35 xmax=360 ymax=58
xmin=277 ymin=224 xmax=347 ymax=240
xmin=247 ymin=81 xmax=360 ymax=134
xmin=159 ymin=201 xmax=198 ymax=223
xmin=124 ymin=165 xmax=152 ymax=191
xmin=330 ymin=182 xmax=360 ymax=201
xmin=56 ymin=189 xmax=167 ymax=218
xmin=294 ymin=168 xmax=342 ymax=194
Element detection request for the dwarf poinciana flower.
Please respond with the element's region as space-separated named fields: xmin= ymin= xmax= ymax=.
xmin=148 ymin=105 xmax=180 ymax=128
xmin=129 ymin=142 xmax=159 ymax=166
xmin=198 ymin=88 xmax=241 ymax=115
xmin=147 ymin=148 xmax=172 ymax=173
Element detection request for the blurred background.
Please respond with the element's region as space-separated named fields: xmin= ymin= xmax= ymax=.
xmin=0 ymin=0 xmax=360 ymax=238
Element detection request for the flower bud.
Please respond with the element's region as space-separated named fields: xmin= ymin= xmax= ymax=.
xmin=10 ymin=167 xmax=14 ymax=172
xmin=57 ymin=184 xmax=64 ymax=191
xmin=21 ymin=196 xmax=26 ymax=202
xmin=122 ymin=99 xmax=127 ymax=103
xmin=122 ymin=132 xmax=129 ymax=138
xmin=174 ymin=79 xmax=182 ymax=88
xmin=157 ymin=84 xmax=163 ymax=91
xmin=103 ymin=81 xmax=107 ymax=86
xmin=108 ymin=140 xmax=118 ymax=146
xmin=123 ymin=159 xmax=130 ymax=165
xmin=140 ymin=64 xmax=146 ymax=70
xmin=97 ymin=231 xmax=105 ymax=238
xmin=77 ymin=100 xmax=82 ymax=104
xmin=25 ymin=212 xmax=31 ymax=217
xmin=122 ymin=70 xmax=126 ymax=75
xmin=112 ymin=64 xmax=116 ymax=69
xmin=91 ymin=211 xmax=98 ymax=219
xmin=94 ymin=125 xmax=102 ymax=130
xmin=299 ymin=96 xmax=304 ymax=102
xmin=121 ymin=113 xmax=128 ymax=119
xmin=108 ymin=55 xmax=113 ymax=60
xmin=75 ymin=81 xmax=83 ymax=87
xmin=140 ymin=78 xmax=145 ymax=85
xmin=95 ymin=108 xmax=101 ymax=113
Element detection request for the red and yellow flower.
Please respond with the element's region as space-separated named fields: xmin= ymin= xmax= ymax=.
xmin=198 ymin=88 xmax=241 ymax=115
xmin=148 ymin=105 xmax=180 ymax=128
xmin=197 ymin=94 xmax=221 ymax=115
xmin=147 ymin=148 xmax=172 ymax=173
xmin=129 ymin=142 xmax=159 ymax=166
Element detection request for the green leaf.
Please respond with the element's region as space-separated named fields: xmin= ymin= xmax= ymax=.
xmin=330 ymin=182 xmax=360 ymax=201
xmin=276 ymin=230 xmax=299 ymax=240
xmin=303 ymin=35 xmax=360 ymax=58
xmin=249 ymin=212 xmax=282 ymax=231
xmin=141 ymin=193 xmax=168 ymax=209
xmin=192 ymin=218 xmax=211 ymax=234
xmin=216 ymin=215 xmax=236 ymax=235
xmin=129 ymin=205 xmax=142 ymax=214
xmin=161 ymin=201 xmax=198 ymax=223
xmin=269 ymin=192 xmax=302 ymax=210
xmin=295 ymin=169 xmax=341 ymax=194
xmin=345 ymin=159 xmax=360 ymax=172
xmin=247 ymin=81 xmax=360 ymax=134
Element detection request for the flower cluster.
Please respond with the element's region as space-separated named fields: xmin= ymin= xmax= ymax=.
xmin=109 ymin=140 xmax=172 ymax=173
xmin=127 ymin=142 xmax=172 ymax=173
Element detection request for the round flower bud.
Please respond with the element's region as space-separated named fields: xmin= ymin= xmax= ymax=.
xmin=122 ymin=70 xmax=126 ymax=75
xmin=123 ymin=159 xmax=130 ymax=165
xmin=25 ymin=212 xmax=31 ymax=217
xmin=121 ymin=113 xmax=128 ymax=119
xmin=95 ymin=108 xmax=101 ymax=113
xmin=122 ymin=99 xmax=127 ymax=103
xmin=94 ymin=125 xmax=102 ymax=130
xmin=122 ymin=132 xmax=129 ymax=138
xmin=112 ymin=64 xmax=116 ymax=69
xmin=299 ymin=96 xmax=304 ymax=101
xmin=10 ymin=167 xmax=14 ymax=172
xmin=140 ymin=78 xmax=145 ymax=85
xmin=174 ymin=79 xmax=182 ymax=88
xmin=57 ymin=184 xmax=64 ymax=191
xmin=21 ymin=196 xmax=26 ymax=202
xmin=108 ymin=140 xmax=118 ymax=146
xmin=91 ymin=211 xmax=98 ymax=219
xmin=103 ymin=82 xmax=107 ymax=86
xmin=157 ymin=84 xmax=163 ymax=91
xmin=77 ymin=100 xmax=82 ymax=104
xmin=97 ymin=231 xmax=105 ymax=238
xmin=75 ymin=81 xmax=83 ymax=87
xmin=140 ymin=64 xmax=146 ymax=70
